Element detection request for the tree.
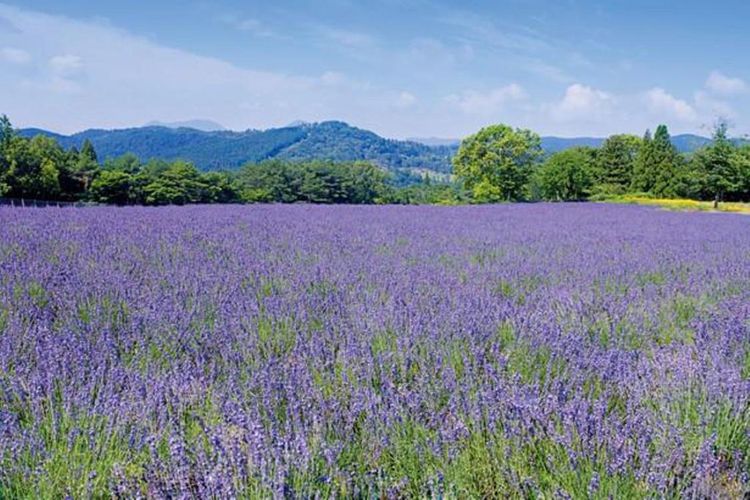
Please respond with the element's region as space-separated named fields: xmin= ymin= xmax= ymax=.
xmin=733 ymin=146 xmax=750 ymax=200
xmin=142 ymin=161 xmax=205 ymax=205
xmin=72 ymin=139 xmax=99 ymax=192
xmin=453 ymin=124 xmax=542 ymax=202
xmin=201 ymin=172 xmax=240 ymax=203
xmin=595 ymin=134 xmax=642 ymax=192
xmin=4 ymin=135 xmax=63 ymax=199
xmin=103 ymin=153 xmax=141 ymax=174
xmin=90 ymin=170 xmax=133 ymax=205
xmin=699 ymin=121 xmax=742 ymax=207
xmin=631 ymin=125 xmax=681 ymax=197
xmin=346 ymin=162 xmax=390 ymax=203
xmin=236 ymin=160 xmax=389 ymax=204
xmin=535 ymin=147 xmax=596 ymax=201
xmin=236 ymin=160 xmax=300 ymax=203
xmin=0 ymin=115 xmax=14 ymax=196
xmin=631 ymin=129 xmax=653 ymax=193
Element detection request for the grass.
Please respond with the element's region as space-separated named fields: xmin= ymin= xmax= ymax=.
xmin=601 ymin=195 xmax=750 ymax=214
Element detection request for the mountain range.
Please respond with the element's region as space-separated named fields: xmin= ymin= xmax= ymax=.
xmin=19 ymin=121 xmax=728 ymax=174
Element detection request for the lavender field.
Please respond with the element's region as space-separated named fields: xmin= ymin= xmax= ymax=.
xmin=1 ymin=204 xmax=749 ymax=498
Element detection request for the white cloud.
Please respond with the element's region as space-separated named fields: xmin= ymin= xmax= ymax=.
xmin=705 ymin=71 xmax=747 ymax=95
xmin=551 ymin=83 xmax=613 ymax=120
xmin=644 ymin=88 xmax=697 ymax=122
xmin=693 ymin=90 xmax=735 ymax=119
xmin=1 ymin=46 xmax=30 ymax=64
xmin=2 ymin=4 xmax=748 ymax=140
xmin=445 ymin=84 xmax=526 ymax=114
xmin=395 ymin=91 xmax=416 ymax=108
xmin=0 ymin=4 xmax=401 ymax=134
xmin=49 ymin=54 xmax=83 ymax=76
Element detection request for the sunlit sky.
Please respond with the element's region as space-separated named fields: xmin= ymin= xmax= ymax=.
xmin=2 ymin=0 xmax=750 ymax=138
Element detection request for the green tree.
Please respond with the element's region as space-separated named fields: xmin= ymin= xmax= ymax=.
xmin=535 ymin=147 xmax=596 ymax=201
xmin=699 ymin=121 xmax=742 ymax=206
xmin=142 ymin=161 xmax=206 ymax=205
xmin=734 ymin=146 xmax=750 ymax=200
xmin=0 ymin=114 xmax=14 ymax=196
xmin=237 ymin=160 xmax=301 ymax=203
xmin=4 ymin=135 xmax=63 ymax=199
xmin=201 ymin=171 xmax=240 ymax=203
xmin=453 ymin=124 xmax=542 ymax=202
xmin=631 ymin=125 xmax=681 ymax=197
xmin=595 ymin=134 xmax=642 ymax=192
xmin=299 ymin=164 xmax=336 ymax=203
xmin=90 ymin=170 xmax=133 ymax=204
xmin=103 ymin=153 xmax=141 ymax=174
xmin=236 ymin=160 xmax=388 ymax=204
xmin=346 ymin=162 xmax=390 ymax=203
xmin=72 ymin=139 xmax=99 ymax=192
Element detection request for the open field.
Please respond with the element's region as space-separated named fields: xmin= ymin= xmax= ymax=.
xmin=1 ymin=204 xmax=749 ymax=497
xmin=604 ymin=195 xmax=750 ymax=214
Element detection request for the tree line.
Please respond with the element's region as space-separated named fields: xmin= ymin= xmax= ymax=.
xmin=454 ymin=122 xmax=750 ymax=206
xmin=0 ymin=116 xmax=402 ymax=205
xmin=3 ymin=113 xmax=749 ymax=206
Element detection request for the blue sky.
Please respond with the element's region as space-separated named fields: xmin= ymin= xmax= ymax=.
xmin=1 ymin=0 xmax=750 ymax=138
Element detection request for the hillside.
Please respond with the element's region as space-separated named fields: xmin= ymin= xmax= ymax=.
xmin=19 ymin=121 xmax=454 ymax=173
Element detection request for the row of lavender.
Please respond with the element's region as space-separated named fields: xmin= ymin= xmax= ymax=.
xmin=0 ymin=204 xmax=749 ymax=497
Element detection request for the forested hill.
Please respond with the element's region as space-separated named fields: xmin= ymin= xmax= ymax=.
xmin=19 ymin=121 xmax=735 ymax=173
xmin=19 ymin=121 xmax=456 ymax=173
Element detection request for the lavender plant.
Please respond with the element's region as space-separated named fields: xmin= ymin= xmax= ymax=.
xmin=0 ymin=204 xmax=748 ymax=498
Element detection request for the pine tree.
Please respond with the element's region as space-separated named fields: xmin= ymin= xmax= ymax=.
xmin=596 ymin=134 xmax=642 ymax=190
xmin=631 ymin=126 xmax=680 ymax=197
xmin=631 ymin=129 xmax=654 ymax=193
xmin=80 ymin=139 xmax=98 ymax=164
xmin=0 ymin=115 xmax=13 ymax=196
xmin=74 ymin=139 xmax=100 ymax=191
xmin=650 ymin=125 xmax=680 ymax=197
xmin=703 ymin=121 xmax=739 ymax=207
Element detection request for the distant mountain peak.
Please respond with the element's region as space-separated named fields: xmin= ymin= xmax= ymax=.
xmin=144 ymin=119 xmax=226 ymax=132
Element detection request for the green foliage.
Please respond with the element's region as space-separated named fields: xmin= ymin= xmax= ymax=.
xmin=0 ymin=117 xmax=243 ymax=205
xmin=142 ymin=161 xmax=206 ymax=205
xmin=695 ymin=122 xmax=744 ymax=204
xmin=90 ymin=170 xmax=133 ymax=205
xmin=235 ymin=160 xmax=391 ymax=204
xmin=88 ymin=158 xmax=244 ymax=205
xmin=453 ymin=124 xmax=542 ymax=202
xmin=632 ymin=125 xmax=682 ymax=197
xmin=71 ymin=139 xmax=100 ymax=193
xmin=276 ymin=121 xmax=455 ymax=173
xmin=0 ymin=115 xmax=12 ymax=196
xmin=386 ymin=179 xmax=469 ymax=205
xmin=3 ymin=135 xmax=63 ymax=199
xmin=534 ymin=147 xmax=597 ymax=201
xmin=595 ymin=134 xmax=642 ymax=189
